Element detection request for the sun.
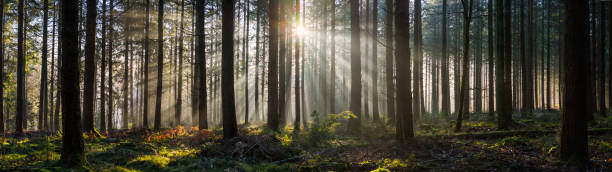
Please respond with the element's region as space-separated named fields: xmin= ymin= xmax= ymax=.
xmin=296 ymin=25 xmax=306 ymax=37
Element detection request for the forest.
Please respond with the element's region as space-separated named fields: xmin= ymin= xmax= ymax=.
xmin=0 ymin=0 xmax=608 ymax=171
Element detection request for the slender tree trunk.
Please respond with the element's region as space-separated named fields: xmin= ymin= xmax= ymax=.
xmin=0 ymin=0 xmax=4 ymax=133
xmin=487 ymin=0 xmax=494 ymax=120
xmin=598 ymin=1 xmax=606 ymax=115
xmin=195 ymin=0 xmax=207 ymax=129
xmin=122 ymin=0 xmax=130 ymax=129
xmin=59 ymin=0 xmax=85 ymax=166
xmin=455 ymin=0 xmax=473 ymax=132
xmin=108 ymin=0 xmax=115 ymax=130
xmin=371 ymin=0 xmax=379 ymax=121
xmin=40 ymin=0 xmax=50 ymax=131
xmin=83 ymin=0 xmax=97 ymax=132
xmin=16 ymin=0 xmax=25 ymax=135
xmin=153 ymin=0 xmax=164 ymax=130
xmin=244 ymin=0 xmax=250 ymax=124
xmin=293 ymin=0 xmax=301 ymax=131
xmin=560 ymin=0 xmax=589 ymax=166
xmin=385 ymin=0 xmax=395 ymax=124
xmin=330 ymin=0 xmax=336 ymax=114
xmin=441 ymin=0 xmax=450 ymax=119
xmin=176 ymin=0 xmax=185 ymax=126
xmin=413 ymin=0 xmax=422 ymax=123
xmin=278 ymin=0 xmax=287 ymax=125
xmin=222 ymin=0 xmax=238 ymax=138
xmin=267 ymin=0 xmax=280 ymax=131
xmin=395 ymin=0 xmax=413 ymax=140
xmin=143 ymin=0 xmax=150 ymax=129
xmin=349 ymin=0 xmax=362 ymax=131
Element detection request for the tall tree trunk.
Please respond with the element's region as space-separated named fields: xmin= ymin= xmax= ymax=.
xmin=371 ymin=0 xmax=379 ymax=121
xmin=560 ymin=0 xmax=589 ymax=166
xmin=40 ymin=0 xmax=50 ymax=131
xmin=154 ymin=0 xmax=164 ymax=130
xmin=108 ymin=0 xmax=114 ymax=130
xmin=413 ymin=0 xmax=422 ymax=123
xmin=522 ymin=0 xmax=534 ymax=117
xmin=195 ymin=0 xmax=207 ymax=129
xmin=59 ymin=0 xmax=85 ymax=166
xmin=244 ymin=0 xmax=250 ymax=124
xmin=143 ymin=0 xmax=150 ymax=129
xmin=16 ymin=0 xmax=25 ymax=135
xmin=546 ymin=0 xmax=551 ymax=111
xmin=83 ymin=0 xmax=96 ymax=132
xmin=176 ymin=0 xmax=184 ymax=126
xmin=487 ymin=0 xmax=494 ymax=120
xmin=222 ymin=0 xmax=238 ymax=138
xmin=330 ymin=0 xmax=336 ymax=114
xmin=348 ymin=0 xmax=362 ymax=131
xmin=385 ymin=0 xmax=395 ymax=124
xmin=474 ymin=0 xmax=482 ymax=113
xmin=395 ymin=0 xmax=413 ymax=140
xmin=497 ymin=0 xmax=513 ymax=130
xmin=278 ymin=0 xmax=287 ymax=125
xmin=441 ymin=0 xmax=450 ymax=119
xmin=0 ymin=0 xmax=4 ymax=133
xmin=99 ymin=0 xmax=107 ymax=131
xmin=122 ymin=0 xmax=130 ymax=129
xmin=54 ymin=5 xmax=62 ymax=132
xmin=267 ymin=0 xmax=280 ymax=131
xmin=455 ymin=0 xmax=473 ymax=132
xmin=293 ymin=0 xmax=301 ymax=131
xmin=598 ymin=1 xmax=606 ymax=115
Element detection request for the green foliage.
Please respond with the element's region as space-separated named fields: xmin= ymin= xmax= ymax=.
xmin=303 ymin=111 xmax=356 ymax=147
xmin=491 ymin=136 xmax=528 ymax=148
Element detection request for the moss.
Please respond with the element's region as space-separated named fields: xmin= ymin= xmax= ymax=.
xmin=127 ymin=155 xmax=170 ymax=170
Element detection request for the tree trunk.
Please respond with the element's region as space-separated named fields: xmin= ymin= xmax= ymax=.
xmin=196 ymin=0 xmax=207 ymax=129
xmin=371 ymin=0 xmax=379 ymax=121
xmin=267 ymin=0 xmax=280 ymax=131
xmin=349 ymin=0 xmax=362 ymax=131
xmin=385 ymin=0 xmax=394 ymax=124
xmin=153 ymin=0 xmax=164 ymax=130
xmin=59 ymin=0 xmax=85 ymax=166
xmin=455 ymin=0 xmax=473 ymax=132
xmin=16 ymin=0 xmax=25 ymax=136
xmin=40 ymin=0 xmax=50 ymax=131
xmin=560 ymin=0 xmax=589 ymax=166
xmin=395 ymin=0 xmax=413 ymax=140
xmin=293 ymin=0 xmax=301 ymax=131
xmin=487 ymin=0 xmax=494 ymax=120
xmin=413 ymin=0 xmax=422 ymax=123
xmin=330 ymin=0 xmax=336 ymax=115
xmin=222 ymin=0 xmax=238 ymax=138
xmin=441 ymin=0 xmax=450 ymax=119
xmin=278 ymin=0 xmax=287 ymax=125
xmin=122 ymin=0 xmax=130 ymax=129
xmin=143 ymin=0 xmax=150 ymax=129
xmin=176 ymin=0 xmax=185 ymax=126
xmin=0 ymin=0 xmax=4 ymax=133
xmin=598 ymin=1 xmax=606 ymax=115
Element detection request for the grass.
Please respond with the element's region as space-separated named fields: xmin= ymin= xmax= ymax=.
xmin=1 ymin=112 xmax=612 ymax=171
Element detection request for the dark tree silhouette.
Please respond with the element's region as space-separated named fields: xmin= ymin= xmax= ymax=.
xmin=441 ymin=0 xmax=450 ymax=119
xmin=83 ymin=0 xmax=97 ymax=132
xmin=100 ymin=0 xmax=107 ymax=131
xmin=59 ymin=0 xmax=85 ymax=166
xmin=16 ymin=0 xmax=25 ymax=135
xmin=395 ymin=0 xmax=413 ymax=140
xmin=454 ymin=0 xmax=474 ymax=132
xmin=195 ymin=0 xmax=207 ymax=129
xmin=154 ymin=0 xmax=164 ymax=130
xmin=143 ymin=0 xmax=150 ymax=129
xmin=560 ymin=0 xmax=589 ymax=166
xmin=385 ymin=0 xmax=394 ymax=123
xmin=267 ymin=0 xmax=280 ymax=131
xmin=0 ymin=0 xmax=4 ymax=133
xmin=222 ymin=0 xmax=238 ymax=138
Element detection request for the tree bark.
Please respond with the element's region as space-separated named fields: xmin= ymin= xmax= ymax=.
xmin=40 ymin=0 xmax=50 ymax=131
xmin=385 ymin=0 xmax=395 ymax=123
xmin=16 ymin=0 xmax=25 ymax=136
xmin=143 ymin=0 xmax=150 ymax=129
xmin=560 ymin=0 xmax=589 ymax=166
xmin=348 ymin=0 xmax=362 ymax=131
xmin=267 ymin=0 xmax=280 ymax=131
xmin=395 ymin=0 xmax=413 ymax=140
xmin=455 ymin=0 xmax=473 ymax=132
xmin=195 ymin=0 xmax=207 ymax=129
xmin=222 ymin=0 xmax=238 ymax=138
xmin=441 ymin=0 xmax=450 ymax=119
xmin=59 ymin=0 xmax=85 ymax=166
xmin=154 ymin=0 xmax=164 ymax=130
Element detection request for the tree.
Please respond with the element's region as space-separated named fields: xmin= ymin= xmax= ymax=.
xmin=122 ymin=0 xmax=130 ymax=129
xmin=143 ymin=0 xmax=150 ymax=129
xmin=0 ymin=0 xmax=4 ymax=133
xmin=222 ymin=0 xmax=238 ymax=138
xmin=330 ymin=0 xmax=336 ymax=114
xmin=39 ymin=0 xmax=50 ymax=131
xmin=16 ymin=0 xmax=25 ymax=135
xmin=83 ymin=0 xmax=97 ymax=132
xmin=454 ymin=0 xmax=474 ymax=132
xmin=108 ymin=0 xmax=115 ymax=130
xmin=293 ymin=0 xmax=301 ymax=131
xmin=176 ymin=0 xmax=185 ymax=126
xmin=395 ymin=0 xmax=412 ymax=140
xmin=598 ymin=1 xmax=605 ymax=115
xmin=371 ymin=0 xmax=378 ymax=121
xmin=268 ymin=0 xmax=279 ymax=131
xmin=195 ymin=0 xmax=207 ymax=129
xmin=497 ymin=0 xmax=513 ymax=130
xmin=100 ymin=0 xmax=107 ymax=131
xmin=154 ymin=0 xmax=164 ymax=130
xmin=59 ymin=0 xmax=85 ymax=166
xmin=522 ymin=0 xmax=534 ymax=118
xmin=487 ymin=0 xmax=494 ymax=121
xmin=348 ymin=0 xmax=362 ymax=131
xmin=385 ymin=0 xmax=394 ymax=123
xmin=441 ymin=0 xmax=450 ymax=119
xmin=413 ymin=0 xmax=422 ymax=122
xmin=560 ymin=0 xmax=588 ymax=166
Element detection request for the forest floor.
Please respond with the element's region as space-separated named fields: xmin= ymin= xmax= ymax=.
xmin=2 ymin=112 xmax=612 ymax=171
